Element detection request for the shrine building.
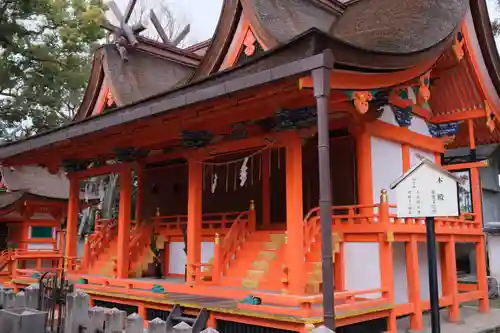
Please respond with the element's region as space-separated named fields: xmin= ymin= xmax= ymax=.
xmin=0 ymin=0 xmax=498 ymax=332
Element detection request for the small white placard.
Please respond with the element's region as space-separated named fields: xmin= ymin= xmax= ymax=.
xmin=391 ymin=160 xmax=459 ymax=218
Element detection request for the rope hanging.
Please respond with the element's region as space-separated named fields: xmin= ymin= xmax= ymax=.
xmin=193 ymin=139 xmax=276 ymax=166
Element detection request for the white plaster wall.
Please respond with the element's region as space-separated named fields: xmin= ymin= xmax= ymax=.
xmin=169 ymin=242 xmax=186 ymax=275
xmin=27 ymin=243 xmax=53 ymax=251
xmin=168 ymin=241 xmax=214 ymax=274
xmin=418 ymin=242 xmax=443 ymax=299
xmin=344 ymin=242 xmax=381 ymax=298
xmin=488 ymin=235 xmax=500 ymax=281
xmin=201 ymin=242 xmax=215 ymax=264
xmin=379 ymin=105 xmax=399 ymax=126
xmin=393 ymin=242 xmax=409 ymax=304
xmin=409 ymin=116 xmax=432 ymax=137
xmin=409 ymin=148 xmax=435 ymax=167
xmin=371 ymin=136 xmax=403 ymax=204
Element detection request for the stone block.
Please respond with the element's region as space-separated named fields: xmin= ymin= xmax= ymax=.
xmin=125 ymin=313 xmax=144 ymax=333
xmin=14 ymin=291 xmax=26 ymax=308
xmin=64 ymin=290 xmax=90 ymax=333
xmin=88 ymin=306 xmax=106 ymax=333
xmin=0 ymin=307 xmax=47 ymax=333
xmin=3 ymin=289 xmax=15 ymax=309
xmin=24 ymin=284 xmax=39 ymax=310
xmin=311 ymin=326 xmax=335 ymax=333
xmin=104 ymin=308 xmax=126 ymax=333
xmin=149 ymin=317 xmax=167 ymax=333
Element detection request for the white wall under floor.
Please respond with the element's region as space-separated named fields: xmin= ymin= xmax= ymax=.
xmin=344 ymin=242 xmax=381 ymax=298
xmin=168 ymin=241 xmax=215 ymax=275
xmin=392 ymin=241 xmax=444 ymax=305
xmin=488 ymin=235 xmax=500 ymax=282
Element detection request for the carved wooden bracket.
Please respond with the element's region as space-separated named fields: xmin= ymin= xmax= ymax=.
xmin=243 ymin=29 xmax=257 ymax=56
xmin=452 ymin=31 xmax=465 ymax=61
xmin=106 ymin=90 xmax=115 ymax=107
xmin=417 ymin=71 xmax=431 ymax=105
xmin=350 ymin=91 xmax=373 ymax=114
xmin=486 ymin=102 xmax=496 ymax=132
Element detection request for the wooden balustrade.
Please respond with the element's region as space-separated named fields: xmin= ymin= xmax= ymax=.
xmin=219 ymin=210 xmax=250 ymax=275
xmin=301 ymin=189 xmax=483 ymax=237
xmin=212 ymin=233 xmax=222 ymax=283
xmin=155 ymin=211 xmax=243 ymax=235
xmin=84 ymin=217 xmax=117 ymax=270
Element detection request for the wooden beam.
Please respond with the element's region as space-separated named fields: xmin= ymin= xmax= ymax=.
xmin=74 ymin=162 xmax=128 ymax=179
xmin=443 ymin=160 xmax=489 ymax=171
xmin=298 ymin=56 xmax=438 ymax=90
xmin=150 ymin=10 xmax=171 ymax=45
xmin=388 ymin=91 xmax=432 ymax=120
xmin=123 ymin=0 xmax=137 ymax=23
xmin=173 ymin=24 xmax=190 ymax=46
xmin=430 ymin=108 xmax=485 ymax=123
xmin=366 ymin=120 xmax=445 ymax=153
xmin=8 ymin=82 xmax=303 ymax=166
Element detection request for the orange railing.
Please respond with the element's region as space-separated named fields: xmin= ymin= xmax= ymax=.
xmin=126 ymin=223 xmax=153 ymax=275
xmin=211 ymin=201 xmax=256 ymax=282
xmin=156 ymin=211 xmax=243 ymax=235
xmin=82 ymin=217 xmax=117 ymax=270
xmin=301 ymin=190 xmax=482 ymax=241
xmin=390 ymin=206 xmax=481 ymax=234
xmin=303 ymin=203 xmax=384 ymax=255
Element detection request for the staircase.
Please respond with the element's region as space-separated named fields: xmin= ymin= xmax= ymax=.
xmin=222 ymin=231 xmax=286 ymax=290
xmin=85 ymin=220 xmax=155 ymax=278
xmin=166 ymin=304 xmax=209 ymax=333
xmin=0 ymin=250 xmax=10 ymax=272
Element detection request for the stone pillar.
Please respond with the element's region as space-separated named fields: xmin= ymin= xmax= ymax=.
xmin=125 ymin=313 xmax=144 ymax=333
xmin=14 ymin=291 xmax=26 ymax=308
xmin=148 ymin=317 xmax=167 ymax=333
xmin=3 ymin=289 xmax=15 ymax=309
xmin=25 ymin=284 xmax=40 ymax=309
xmin=64 ymin=290 xmax=90 ymax=333
xmin=104 ymin=308 xmax=126 ymax=333
xmin=88 ymin=307 xmax=106 ymax=333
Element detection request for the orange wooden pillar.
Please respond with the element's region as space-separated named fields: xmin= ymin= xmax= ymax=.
xmin=135 ymin=164 xmax=143 ymax=224
xmin=285 ymin=133 xmax=305 ymax=294
xmin=441 ymin=235 xmax=460 ymax=321
xmin=187 ymin=158 xmax=203 ymax=285
xmin=406 ymin=235 xmax=423 ymax=330
xmin=379 ymin=190 xmax=396 ymax=332
xmin=261 ymin=149 xmax=271 ymax=229
xmin=476 ymin=235 xmax=490 ymax=312
xmin=355 ymin=129 xmax=373 ymax=205
xmin=65 ymin=175 xmax=80 ymax=263
xmin=116 ymin=167 xmax=132 ymax=278
xmin=402 ymin=144 xmax=410 ymax=172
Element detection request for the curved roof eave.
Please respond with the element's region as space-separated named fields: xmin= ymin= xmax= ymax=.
xmin=469 ymin=0 xmax=500 ymax=106
xmin=73 ymin=48 xmax=105 ymax=121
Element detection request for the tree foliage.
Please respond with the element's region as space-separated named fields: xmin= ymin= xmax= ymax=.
xmin=0 ymin=0 xmax=105 ymax=140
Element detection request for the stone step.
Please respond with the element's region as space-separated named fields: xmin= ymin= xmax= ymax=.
xmin=242 ymin=278 xmax=259 ymax=289
xmin=251 ymin=260 xmax=270 ymax=271
xmin=246 ymin=269 xmax=265 ymax=280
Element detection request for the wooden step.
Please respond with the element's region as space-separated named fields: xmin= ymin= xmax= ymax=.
xmin=246 ymin=269 xmax=265 ymax=280
xmin=251 ymin=260 xmax=270 ymax=271
xmin=242 ymin=278 xmax=260 ymax=289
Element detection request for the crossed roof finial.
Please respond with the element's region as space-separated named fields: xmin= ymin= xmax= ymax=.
xmin=102 ymin=0 xmax=191 ymax=61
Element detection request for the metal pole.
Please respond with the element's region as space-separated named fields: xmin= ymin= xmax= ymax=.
xmin=425 ymin=216 xmax=441 ymax=333
xmin=312 ymin=67 xmax=335 ymax=330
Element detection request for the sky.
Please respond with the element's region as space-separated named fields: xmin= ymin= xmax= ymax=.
xmin=114 ymin=0 xmax=223 ymax=46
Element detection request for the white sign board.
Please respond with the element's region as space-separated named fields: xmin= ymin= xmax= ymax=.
xmin=390 ymin=159 xmax=460 ymax=218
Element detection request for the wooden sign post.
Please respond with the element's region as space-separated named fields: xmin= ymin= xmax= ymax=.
xmin=391 ymin=156 xmax=461 ymax=333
